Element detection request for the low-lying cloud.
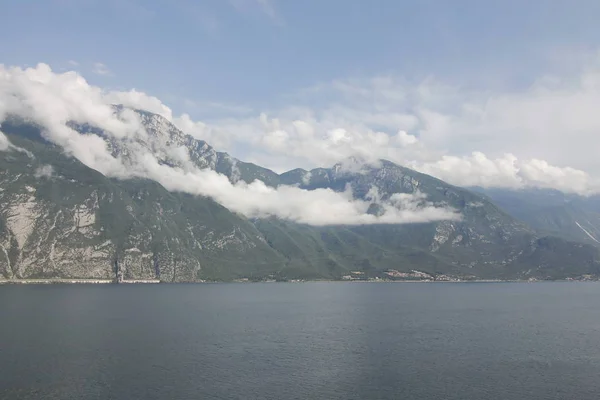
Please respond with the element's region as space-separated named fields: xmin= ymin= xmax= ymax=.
xmin=413 ymin=153 xmax=598 ymax=195
xmin=139 ymin=160 xmax=459 ymax=225
xmin=167 ymin=57 xmax=600 ymax=195
xmin=5 ymin=55 xmax=600 ymax=227
xmin=176 ymin=106 xmax=600 ymax=194
xmin=0 ymin=63 xmax=458 ymax=225
xmin=0 ymin=129 xmax=33 ymax=156
xmin=0 ymin=131 xmax=9 ymax=151
xmin=34 ymin=164 xmax=55 ymax=179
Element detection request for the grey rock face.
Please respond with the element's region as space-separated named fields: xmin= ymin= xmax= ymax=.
xmin=2 ymin=111 xmax=600 ymax=282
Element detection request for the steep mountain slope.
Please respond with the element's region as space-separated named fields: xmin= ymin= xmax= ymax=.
xmin=2 ymin=110 xmax=600 ymax=281
xmin=70 ymin=108 xmax=281 ymax=186
xmin=276 ymin=162 xmax=600 ymax=279
xmin=474 ymin=188 xmax=600 ymax=246
xmin=0 ymin=132 xmax=286 ymax=281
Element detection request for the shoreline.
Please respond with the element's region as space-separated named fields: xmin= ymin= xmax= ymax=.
xmin=0 ymin=279 xmax=160 ymax=285
xmin=0 ymin=278 xmax=597 ymax=285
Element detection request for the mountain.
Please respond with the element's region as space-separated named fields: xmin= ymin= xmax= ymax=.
xmin=275 ymin=161 xmax=600 ymax=280
xmin=1 ymin=110 xmax=600 ymax=282
xmin=473 ymin=187 xmax=600 ymax=246
xmin=0 ymin=130 xmax=291 ymax=282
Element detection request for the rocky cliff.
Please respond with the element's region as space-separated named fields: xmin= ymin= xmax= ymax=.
xmin=1 ymin=111 xmax=599 ymax=282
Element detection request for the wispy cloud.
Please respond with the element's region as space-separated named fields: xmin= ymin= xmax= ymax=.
xmin=230 ymin=0 xmax=284 ymax=26
xmin=172 ymin=1 xmax=221 ymax=35
xmin=172 ymin=0 xmax=282 ymax=34
xmin=92 ymin=62 xmax=112 ymax=76
xmin=197 ymin=13 xmax=220 ymax=34
xmin=255 ymin=0 xmax=283 ymax=25
xmin=182 ymin=99 xmax=254 ymax=116
xmin=53 ymin=0 xmax=154 ymax=22
xmin=67 ymin=60 xmax=79 ymax=67
xmin=110 ymin=0 xmax=155 ymax=22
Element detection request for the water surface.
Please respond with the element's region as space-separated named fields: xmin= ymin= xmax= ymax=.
xmin=1 ymin=282 xmax=600 ymax=399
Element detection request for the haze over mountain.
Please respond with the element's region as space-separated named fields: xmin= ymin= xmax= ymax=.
xmin=473 ymin=187 xmax=600 ymax=246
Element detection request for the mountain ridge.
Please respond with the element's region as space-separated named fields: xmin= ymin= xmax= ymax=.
xmin=2 ymin=109 xmax=600 ymax=282
xmin=473 ymin=187 xmax=600 ymax=246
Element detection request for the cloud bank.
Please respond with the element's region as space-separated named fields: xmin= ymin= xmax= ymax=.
xmin=0 ymin=63 xmax=458 ymax=226
xmin=413 ymin=153 xmax=596 ymax=195
xmin=170 ymin=58 xmax=600 ymax=195
xmin=5 ymin=53 xmax=600 ymax=227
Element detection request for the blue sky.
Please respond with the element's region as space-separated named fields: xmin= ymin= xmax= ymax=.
xmin=3 ymin=0 xmax=600 ymax=193
xmin=3 ymin=0 xmax=600 ymax=115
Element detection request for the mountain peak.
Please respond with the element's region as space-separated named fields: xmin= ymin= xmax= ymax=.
xmin=3 ymin=108 xmax=600 ymax=282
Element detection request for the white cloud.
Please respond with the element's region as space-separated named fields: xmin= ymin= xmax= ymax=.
xmin=301 ymin=171 xmax=311 ymax=185
xmin=54 ymin=52 xmax=600 ymax=196
xmin=0 ymin=130 xmax=33 ymax=157
xmin=413 ymin=153 xmax=523 ymax=189
xmin=518 ymin=159 xmax=593 ymax=195
xmin=410 ymin=77 xmax=600 ymax=175
xmin=0 ymin=131 xmax=10 ymax=151
xmin=196 ymin=112 xmax=429 ymax=174
xmin=34 ymin=165 xmax=55 ymax=178
xmin=412 ymin=153 xmax=598 ymax=195
xmin=138 ymin=161 xmax=459 ymax=225
xmin=92 ymin=62 xmax=112 ymax=76
xmin=0 ymin=63 xmax=456 ymax=226
xmin=104 ymin=89 xmax=173 ymax=119
xmin=67 ymin=60 xmax=79 ymax=67
xmin=6 ymin=51 xmax=600 ymax=221
xmin=172 ymin=113 xmax=211 ymax=140
xmin=174 ymin=54 xmax=600 ymax=195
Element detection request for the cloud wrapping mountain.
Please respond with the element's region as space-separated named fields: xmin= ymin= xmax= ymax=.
xmin=3 ymin=57 xmax=600 ymax=219
xmin=171 ymin=59 xmax=600 ymax=194
xmin=0 ymin=131 xmax=9 ymax=151
xmin=0 ymin=63 xmax=458 ymax=226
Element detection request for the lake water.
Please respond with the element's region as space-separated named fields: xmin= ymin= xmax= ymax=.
xmin=1 ymin=282 xmax=600 ymax=399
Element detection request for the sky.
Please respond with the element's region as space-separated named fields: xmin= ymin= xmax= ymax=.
xmin=3 ymin=0 xmax=600 ymax=198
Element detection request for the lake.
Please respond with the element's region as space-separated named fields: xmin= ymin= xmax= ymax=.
xmin=1 ymin=282 xmax=600 ymax=399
